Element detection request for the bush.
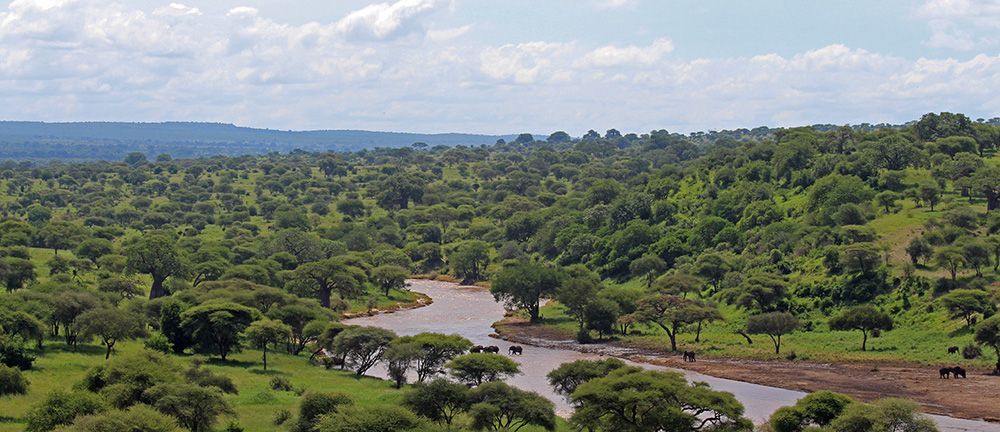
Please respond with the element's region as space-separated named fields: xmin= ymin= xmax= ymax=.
xmin=576 ymin=328 xmax=593 ymax=344
xmin=963 ymin=344 xmax=982 ymax=360
xmin=185 ymin=364 xmax=238 ymax=394
xmin=144 ymin=333 xmax=173 ymax=354
xmin=58 ymin=405 xmax=180 ymax=432
xmin=0 ymin=339 xmax=36 ymax=370
xmin=0 ymin=365 xmax=29 ymax=396
xmin=270 ymin=376 xmax=294 ymax=392
xmin=273 ymin=409 xmax=292 ymax=426
xmin=25 ymin=390 xmax=108 ymax=432
xmin=294 ymin=392 xmax=353 ymax=432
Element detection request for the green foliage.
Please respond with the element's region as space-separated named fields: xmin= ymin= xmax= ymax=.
xmin=490 ymin=263 xmax=562 ymax=323
xmin=180 ymin=303 xmax=259 ymax=360
xmin=0 ymin=364 xmax=29 ymax=396
xmin=314 ymin=405 xmax=427 ymax=432
xmin=746 ymin=312 xmax=799 ymax=354
xmin=244 ymin=318 xmax=292 ymax=370
xmin=829 ymin=306 xmax=894 ymax=351
xmin=445 ymin=353 xmax=520 ymax=386
xmin=546 ymin=358 xmax=626 ymax=398
xmin=58 ymin=404 xmax=181 ymax=432
xmin=402 ymin=378 xmax=470 ymax=427
xmin=294 ymin=392 xmax=353 ymax=432
xmin=25 ymin=390 xmax=108 ymax=432
xmin=143 ymin=383 xmax=234 ymax=432
xmin=570 ymin=367 xmax=751 ymax=432
xmin=468 ymin=381 xmax=556 ymax=432
xmin=331 ymin=326 xmax=396 ymax=375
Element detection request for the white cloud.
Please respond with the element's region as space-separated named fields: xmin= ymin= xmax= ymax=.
xmin=576 ymin=38 xmax=673 ymax=67
xmin=334 ymin=0 xmax=449 ymax=41
xmin=917 ymin=0 xmax=1000 ymax=50
xmin=153 ymin=3 xmax=200 ymax=17
xmin=0 ymin=0 xmax=996 ymax=135
xmin=479 ymin=41 xmax=575 ymax=84
xmin=426 ymin=24 xmax=470 ymax=42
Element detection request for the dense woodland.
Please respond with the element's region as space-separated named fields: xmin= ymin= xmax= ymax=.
xmin=1 ymin=112 xmax=1000 ymax=431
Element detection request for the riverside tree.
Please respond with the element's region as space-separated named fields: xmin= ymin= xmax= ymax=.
xmin=829 ymin=305 xmax=894 ymax=351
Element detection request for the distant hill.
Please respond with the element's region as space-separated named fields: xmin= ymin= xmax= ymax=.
xmin=0 ymin=121 xmax=521 ymax=161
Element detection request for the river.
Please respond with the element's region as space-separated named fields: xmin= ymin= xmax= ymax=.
xmin=344 ymin=280 xmax=1000 ymax=431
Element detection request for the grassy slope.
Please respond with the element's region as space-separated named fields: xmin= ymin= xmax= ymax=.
xmin=532 ymin=168 xmax=999 ymax=367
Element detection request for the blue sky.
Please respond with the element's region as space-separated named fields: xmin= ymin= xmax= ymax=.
xmin=0 ymin=0 xmax=997 ymax=135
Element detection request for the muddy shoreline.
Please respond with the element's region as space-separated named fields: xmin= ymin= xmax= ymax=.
xmin=492 ymin=318 xmax=1000 ymax=424
xmin=340 ymin=291 xmax=432 ymax=319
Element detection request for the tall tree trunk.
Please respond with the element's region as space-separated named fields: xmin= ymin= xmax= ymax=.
xmin=149 ymin=276 xmax=167 ymax=299
xmin=263 ymin=347 xmax=268 ymax=370
xmin=319 ymin=285 xmax=332 ymax=308
xmin=861 ymin=330 xmax=868 ymax=351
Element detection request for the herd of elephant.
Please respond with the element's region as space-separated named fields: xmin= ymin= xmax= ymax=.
xmin=470 ymin=345 xmax=523 ymax=355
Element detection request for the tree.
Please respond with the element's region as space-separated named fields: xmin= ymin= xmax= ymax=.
xmin=629 ymin=255 xmax=667 ymax=288
xmin=934 ymin=246 xmax=966 ymax=280
xmin=371 ymin=265 xmax=408 ymax=296
xmin=768 ymin=391 xmax=855 ymax=432
xmin=394 ymin=332 xmax=472 ymax=383
xmin=940 ymin=289 xmax=993 ymax=327
xmin=918 ymin=182 xmax=941 ymax=211
xmin=962 ymin=239 xmax=992 ymax=277
xmin=876 ymin=191 xmax=901 ymax=213
xmin=52 ymin=291 xmax=102 ymax=349
xmin=905 ymin=237 xmax=933 ymax=265
xmin=383 ymin=341 xmax=420 ymax=389
xmin=77 ymin=308 xmax=147 ymax=359
xmin=829 ymin=398 xmax=937 ymax=432
xmin=584 ymin=298 xmax=620 ymax=338
xmin=376 ymin=172 xmax=425 ymax=210
xmin=245 ymin=318 xmax=292 ymax=370
xmin=449 ymin=240 xmax=491 ymax=284
xmin=180 ymin=303 xmax=259 ymax=360
xmin=97 ymin=276 xmax=143 ymax=301
xmin=556 ymin=276 xmax=599 ymax=330
xmin=547 ymin=358 xmax=626 ymax=399
xmin=746 ymin=312 xmax=799 ymax=354
xmin=723 ymin=272 xmax=788 ymax=312
xmin=828 ymin=305 xmax=894 ymax=351
xmin=446 ymin=353 xmax=520 ymax=386
xmin=403 ymin=378 xmax=470 ymax=428
xmin=293 ymin=258 xmax=367 ymax=308
xmin=491 ymin=263 xmax=562 ymax=323
xmin=269 ymin=303 xmax=326 ymax=355
xmin=332 ymin=326 xmax=396 ymax=375
xmin=971 ymin=165 xmax=1000 ymax=211
xmin=0 ymin=257 xmax=36 ymax=292
xmin=975 ymin=315 xmax=1000 ymax=375
xmin=635 ymin=294 xmax=704 ymax=351
xmin=39 ymin=221 xmax=85 ymax=255
xmin=570 ymin=367 xmax=751 ymax=432
xmin=467 ymin=381 xmax=556 ymax=432
xmin=125 ymin=234 xmax=184 ymax=299
xmin=143 ymin=383 xmax=234 ymax=432
xmin=75 ymin=238 xmax=113 ymax=264
xmin=159 ymin=299 xmax=191 ymax=354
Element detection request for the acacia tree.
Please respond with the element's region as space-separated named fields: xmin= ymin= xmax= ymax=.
xmin=467 ymin=382 xmax=556 ymax=432
xmin=294 ymin=258 xmax=367 ymax=308
xmin=77 ymin=308 xmax=147 ymax=359
xmin=371 ymin=265 xmax=409 ymax=296
xmin=570 ymin=367 xmax=751 ymax=431
xmin=746 ymin=312 xmax=799 ymax=354
xmin=125 ymin=234 xmax=184 ymax=299
xmin=630 ymin=255 xmax=667 ymax=288
xmin=934 ymin=247 xmax=967 ymax=280
xmin=975 ymin=315 xmax=1000 ymax=375
xmin=180 ymin=303 xmax=259 ymax=360
xmin=245 ymin=318 xmax=292 ymax=370
xmin=332 ymin=326 xmax=397 ymax=375
xmin=940 ymin=289 xmax=993 ymax=327
xmin=0 ymin=257 xmax=36 ymax=292
xmin=635 ymin=294 xmax=704 ymax=352
xmin=402 ymin=378 xmax=470 ymax=428
xmin=828 ymin=305 xmax=894 ymax=351
xmin=446 ymin=353 xmax=520 ymax=386
xmin=491 ymin=263 xmax=563 ymax=323
xmin=449 ymin=240 xmax=491 ymax=284
xmin=394 ymin=333 xmax=472 ymax=383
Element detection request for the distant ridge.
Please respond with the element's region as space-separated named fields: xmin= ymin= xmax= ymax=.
xmin=0 ymin=121 xmax=521 ymax=161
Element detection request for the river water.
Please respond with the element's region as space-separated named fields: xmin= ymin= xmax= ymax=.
xmin=344 ymin=280 xmax=1000 ymax=431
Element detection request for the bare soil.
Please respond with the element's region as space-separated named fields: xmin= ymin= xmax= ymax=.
xmin=494 ymin=318 xmax=1000 ymax=423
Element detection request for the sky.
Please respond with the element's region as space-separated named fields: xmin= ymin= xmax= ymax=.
xmin=0 ymin=0 xmax=998 ymax=135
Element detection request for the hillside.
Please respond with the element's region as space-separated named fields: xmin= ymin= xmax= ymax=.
xmin=0 ymin=121 xmax=523 ymax=161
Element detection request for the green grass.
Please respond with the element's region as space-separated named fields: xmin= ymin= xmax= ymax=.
xmin=0 ymin=340 xmax=568 ymax=432
xmin=534 ymin=280 xmax=998 ymax=368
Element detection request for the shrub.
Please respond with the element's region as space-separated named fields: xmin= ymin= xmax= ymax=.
xmin=294 ymin=392 xmax=352 ymax=432
xmin=0 ymin=339 xmax=36 ymax=370
xmin=0 ymin=365 xmax=29 ymax=396
xmin=25 ymin=390 xmax=108 ymax=432
xmin=144 ymin=332 xmax=173 ymax=354
xmin=185 ymin=364 xmax=238 ymax=394
xmin=58 ymin=405 xmax=180 ymax=432
xmin=273 ymin=409 xmax=292 ymax=426
xmin=963 ymin=344 xmax=982 ymax=360
xmin=270 ymin=376 xmax=294 ymax=392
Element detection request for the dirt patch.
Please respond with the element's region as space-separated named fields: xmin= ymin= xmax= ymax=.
xmin=494 ymin=318 xmax=1000 ymax=423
